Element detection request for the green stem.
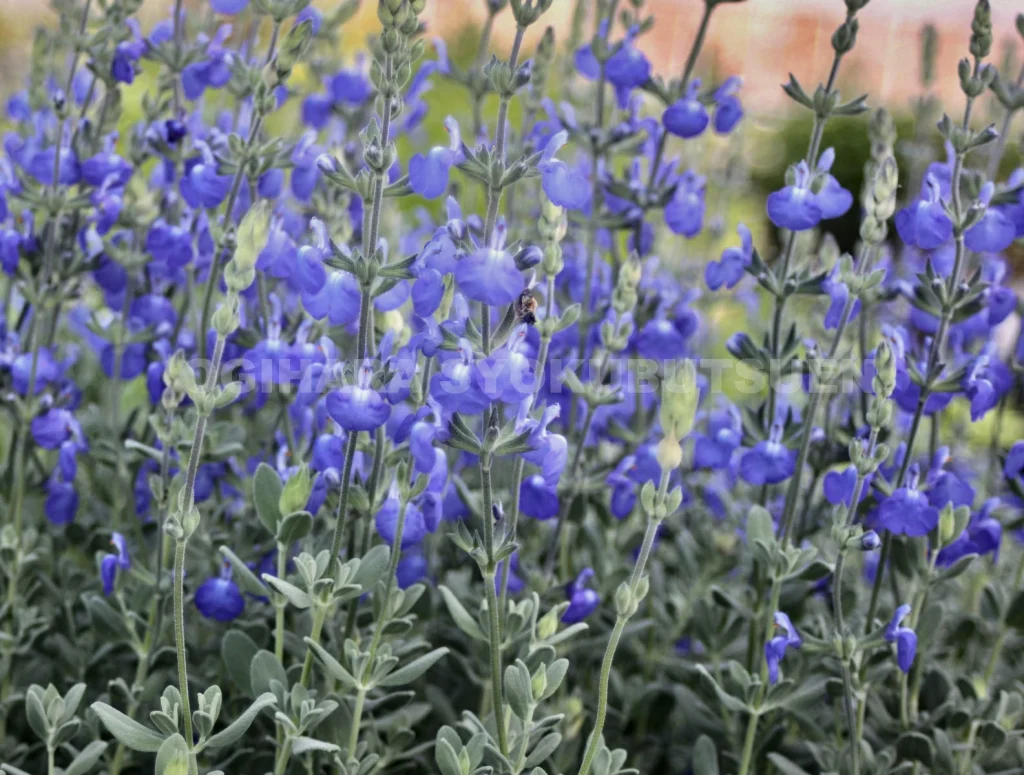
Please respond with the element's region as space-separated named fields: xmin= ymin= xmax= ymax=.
xmin=478 ymin=455 xmax=509 ymax=757
xmin=173 ymin=540 xmax=198 ymax=775
xmin=980 ymin=550 xmax=1024 ymax=689
xmin=275 ymin=543 xmax=287 ymax=663
xmin=576 ymin=470 xmax=669 ymax=775
xmin=299 ymin=605 xmax=327 ymax=689
xmin=349 ymin=500 xmax=409 ymax=755
xmin=737 ymin=707 xmax=759 ymax=775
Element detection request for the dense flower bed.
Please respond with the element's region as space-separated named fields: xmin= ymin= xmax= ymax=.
xmin=1 ymin=0 xmax=1024 ymax=773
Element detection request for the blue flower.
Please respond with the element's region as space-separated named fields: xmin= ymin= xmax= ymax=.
xmin=409 ymin=116 xmax=462 ymax=199
xmin=31 ymin=408 xmax=81 ymax=450
xmin=396 ymin=549 xmax=428 ymax=589
xmin=694 ymin=408 xmax=741 ymax=470
xmin=964 ymin=182 xmax=1016 ymax=253
xmin=764 ymin=611 xmax=802 ymax=684
xmin=739 ymin=423 xmax=795 ymax=486
xmin=520 ymin=473 xmax=560 ymax=520
xmin=606 ymin=456 xmax=637 ymax=519
xmin=936 ymin=498 xmax=1002 ymax=567
xmin=823 ymin=466 xmax=866 ymax=507
xmin=822 ymin=261 xmax=859 ymax=330
xmin=181 ymin=26 xmax=233 ymax=100
xmin=562 ymin=568 xmax=600 ymax=623
xmin=375 ymin=484 xmax=431 ymax=548
xmin=874 ymin=465 xmax=938 ymax=537
xmin=895 ymin=175 xmax=952 ymax=250
xmin=182 ymin=142 xmax=231 ymax=209
xmin=112 ymin=20 xmax=146 ymax=84
xmin=519 ymin=400 xmax=568 ymax=485
xmin=766 ymin=161 xmax=822 ymax=232
xmin=45 ymin=478 xmax=78 ymax=525
xmin=210 ymin=0 xmax=248 ymax=14
xmin=705 ymin=224 xmax=753 ymax=291
xmin=604 ymin=37 xmax=651 ymax=108
xmin=663 ymin=79 xmax=709 ymax=139
xmin=813 ymin=148 xmax=853 ymax=220
xmin=455 ymin=221 xmax=523 ymax=306
xmin=665 ymin=171 xmax=705 ymax=237
xmin=478 ymin=324 xmax=537 ymax=405
xmin=712 ymin=76 xmax=744 ymax=134
xmin=884 ymin=604 xmax=917 ymax=673
xmin=538 ymin=131 xmax=589 ymax=211
xmin=1005 ymin=441 xmax=1024 ymax=481
xmin=430 ymin=339 xmax=490 ymax=415
xmin=100 ymin=532 xmax=131 ymax=596
xmin=330 ymin=65 xmax=372 ymax=106
xmin=327 ymin=361 xmax=392 ymax=432
xmin=195 ymin=565 xmax=246 ymax=623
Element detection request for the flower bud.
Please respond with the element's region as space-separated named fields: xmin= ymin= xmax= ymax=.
xmin=660 ymin=359 xmax=699 ymax=440
xmin=656 ymin=433 xmax=683 ymax=473
xmin=873 ymin=339 xmax=896 ymax=398
xmin=831 ymin=18 xmax=859 ymax=55
xmin=860 ymin=530 xmax=881 ymax=551
xmin=235 ymin=201 xmax=271 ymax=274
xmin=938 ymin=504 xmax=957 ymax=545
xmin=280 ymin=464 xmax=313 ymax=516
xmin=969 ymin=0 xmax=991 ymax=60
xmin=277 ymin=18 xmax=315 ymax=79
xmin=212 ymin=296 xmax=241 ymax=337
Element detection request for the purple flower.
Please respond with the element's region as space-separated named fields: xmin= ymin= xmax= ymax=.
xmin=766 ymin=161 xmax=822 ymax=232
xmin=495 ymin=552 xmax=525 ymax=596
xmin=100 ymin=532 xmax=131 ymax=596
xmin=562 ymin=568 xmax=600 ymax=623
xmin=1005 ymin=441 xmax=1024 ymax=481
xmin=764 ymin=611 xmax=802 ymax=684
xmin=519 ymin=474 xmax=560 ymax=520
xmin=538 ymin=131 xmax=589 ymax=211
xmin=965 ymin=182 xmax=1016 ymax=253
xmin=884 ymin=604 xmax=917 ymax=673
xmin=195 ymin=565 xmax=246 ymax=622
xmin=739 ymin=423 xmax=795 ymax=486
xmin=210 ymin=0 xmax=249 ymax=14
xmin=712 ymin=76 xmax=744 ymax=134
xmin=895 ymin=175 xmax=952 ymax=250
xmin=705 ymin=224 xmax=753 ymax=291
xmin=45 ymin=479 xmax=78 ymax=525
xmin=409 ymin=116 xmax=462 ymax=199
xmin=663 ymin=80 xmax=709 ymax=139
xmin=823 ymin=466 xmax=866 ymax=507
xmin=874 ymin=465 xmax=938 ymax=537
xmin=375 ymin=486 xmax=429 ymax=548
xmin=455 ymin=221 xmax=523 ymax=306
xmin=813 ymin=148 xmax=853 ymax=220
xmin=327 ymin=361 xmax=392 ymax=432
xmin=665 ymin=171 xmax=705 ymax=237
xmin=694 ymin=408 xmax=741 ymax=470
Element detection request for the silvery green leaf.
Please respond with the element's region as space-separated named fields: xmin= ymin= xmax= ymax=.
xmin=51 ymin=718 xmax=81 ymax=746
xmin=504 ymin=660 xmax=533 ymax=720
xmin=62 ymin=683 xmax=86 ymax=721
xmin=305 ymin=639 xmax=359 ymax=689
xmin=524 ymin=733 xmax=561 ymax=768
xmin=766 ymin=754 xmax=812 ymax=775
xmin=262 ymin=574 xmax=313 ymax=610
xmin=435 ymin=737 xmax=463 ymax=775
xmin=277 ymin=510 xmax=313 ymax=545
xmin=25 ymin=686 xmax=49 ymax=741
xmin=545 ymin=622 xmax=588 ymax=647
xmin=150 ymin=710 xmax=179 ymax=737
xmin=84 ymin=595 xmax=132 ymax=643
xmin=292 ymin=736 xmax=341 ymax=755
xmin=154 ymin=733 xmax=189 ymax=775
xmin=199 ymin=692 xmax=277 ymax=751
xmin=0 ymin=766 xmax=32 ymax=775
xmin=376 ymin=647 xmax=450 ymax=688
xmin=692 ymin=735 xmax=718 ymax=775
xmin=352 ymin=544 xmax=390 ymax=591
xmin=439 ymin=585 xmax=487 ymax=641
xmin=219 ymin=546 xmax=267 ymax=597
xmin=221 ymin=630 xmax=260 ymax=694
xmin=249 ymin=651 xmax=288 ymax=698
xmin=91 ymin=702 xmax=167 ymax=752
xmin=62 ymin=740 xmax=109 ymax=775
xmin=539 ymin=659 xmax=569 ymax=701
xmin=936 ymin=553 xmax=976 ymax=583
xmin=253 ymin=462 xmax=283 ymax=535
xmin=696 ymin=666 xmax=750 ymax=714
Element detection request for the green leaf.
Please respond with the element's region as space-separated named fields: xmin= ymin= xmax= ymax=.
xmin=219 ymin=546 xmax=267 ymax=597
xmin=376 ymin=647 xmax=450 ymax=688
xmin=200 ymin=693 xmax=277 ymax=751
xmin=63 ymin=740 xmax=109 ymax=775
xmin=435 ymin=738 xmax=463 ymax=775
xmin=91 ymin=702 xmax=167 ymax=753
xmin=439 ymin=585 xmax=486 ymax=641
xmin=253 ymin=463 xmax=283 ymax=534
xmin=292 ymin=736 xmax=341 ymax=755
xmin=262 ymin=574 xmax=313 ymax=609
xmin=1004 ymin=589 xmax=1024 ymax=630
xmin=352 ymin=544 xmax=390 ymax=590
xmin=84 ymin=594 xmax=132 ymax=642
xmin=277 ymin=510 xmax=313 ymax=544
xmin=936 ymin=553 xmax=977 ymax=583
xmin=249 ymin=650 xmax=288 ymax=697
xmin=278 ymin=464 xmax=313 ymax=515
xmin=746 ymin=506 xmax=775 ymax=549
xmin=696 ymin=666 xmax=750 ymax=714
xmin=504 ymin=660 xmax=533 ymax=720
xmin=524 ymin=733 xmax=562 ymax=768
xmin=896 ymin=732 xmax=934 ymax=766
xmin=304 ymin=639 xmax=358 ymax=689
xmin=222 ymin=630 xmax=259 ymax=694
xmin=766 ymin=754 xmax=812 ymax=775
xmin=25 ymin=686 xmax=49 ymax=741
xmin=154 ymin=733 xmax=189 ymax=775
xmin=692 ymin=735 xmax=718 ymax=775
